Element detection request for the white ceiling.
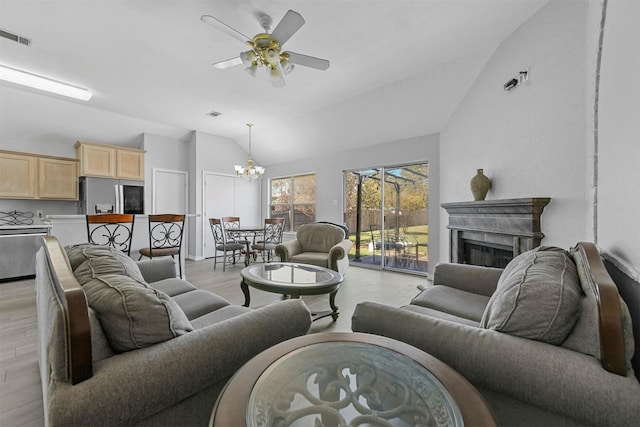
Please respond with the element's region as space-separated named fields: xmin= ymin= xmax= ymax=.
xmin=0 ymin=0 xmax=548 ymax=166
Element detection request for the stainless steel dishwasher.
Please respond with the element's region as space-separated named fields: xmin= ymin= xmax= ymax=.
xmin=0 ymin=211 xmax=51 ymax=281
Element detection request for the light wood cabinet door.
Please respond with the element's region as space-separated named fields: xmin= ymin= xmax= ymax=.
xmin=0 ymin=152 xmax=38 ymax=199
xmin=38 ymin=158 xmax=78 ymax=200
xmin=116 ymin=149 xmax=144 ymax=180
xmin=77 ymin=143 xmax=116 ymax=178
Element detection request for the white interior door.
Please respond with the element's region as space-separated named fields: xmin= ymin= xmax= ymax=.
xmin=203 ymin=173 xmax=261 ymax=258
xmin=153 ymin=168 xmax=188 ymax=214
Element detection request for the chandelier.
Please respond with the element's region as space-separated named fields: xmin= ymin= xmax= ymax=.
xmin=234 ymin=124 xmax=265 ymax=180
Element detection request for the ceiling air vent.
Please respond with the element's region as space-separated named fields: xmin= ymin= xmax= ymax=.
xmin=0 ymin=29 xmax=32 ymax=46
xmin=207 ymin=111 xmax=222 ymax=117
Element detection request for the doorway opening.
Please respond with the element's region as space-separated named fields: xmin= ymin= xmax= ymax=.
xmin=344 ymin=162 xmax=429 ymax=274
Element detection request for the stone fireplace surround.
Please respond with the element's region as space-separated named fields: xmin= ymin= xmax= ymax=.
xmin=441 ymin=198 xmax=551 ymax=268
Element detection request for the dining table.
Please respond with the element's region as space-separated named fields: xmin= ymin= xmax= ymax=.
xmin=225 ymin=225 xmax=264 ymax=266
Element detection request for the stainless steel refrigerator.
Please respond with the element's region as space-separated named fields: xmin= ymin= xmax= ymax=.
xmin=78 ymin=176 xmax=145 ymax=214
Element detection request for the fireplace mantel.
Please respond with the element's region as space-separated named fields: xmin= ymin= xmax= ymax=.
xmin=441 ymin=197 xmax=551 ymax=266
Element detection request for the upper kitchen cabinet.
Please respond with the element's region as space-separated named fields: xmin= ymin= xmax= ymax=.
xmin=0 ymin=151 xmax=38 ymax=198
xmin=38 ymin=157 xmax=79 ymax=199
xmin=76 ymin=141 xmax=145 ymax=181
xmin=0 ymin=150 xmax=78 ymax=200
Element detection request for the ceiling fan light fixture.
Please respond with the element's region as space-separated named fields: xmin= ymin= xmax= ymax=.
xmin=203 ymin=9 xmax=329 ymax=88
xmin=280 ymin=57 xmax=294 ymax=74
xmin=239 ymin=50 xmax=255 ymax=66
xmin=269 ymin=65 xmax=281 ymax=81
xmin=245 ymin=63 xmax=258 ymax=77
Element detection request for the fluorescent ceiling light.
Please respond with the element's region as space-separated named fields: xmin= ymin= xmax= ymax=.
xmin=0 ymin=65 xmax=92 ymax=101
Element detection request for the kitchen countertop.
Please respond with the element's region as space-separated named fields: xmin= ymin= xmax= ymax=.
xmin=47 ymin=214 xmax=200 ymax=219
xmin=0 ymin=223 xmax=52 ymax=230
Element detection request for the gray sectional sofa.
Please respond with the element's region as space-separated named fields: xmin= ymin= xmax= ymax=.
xmin=35 ymin=236 xmax=312 ymax=426
xmin=352 ymin=243 xmax=640 ymax=427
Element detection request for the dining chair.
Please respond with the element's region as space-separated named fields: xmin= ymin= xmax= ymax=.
xmin=209 ymin=218 xmax=245 ymax=271
xmin=251 ymin=217 xmax=286 ymax=263
xmin=85 ymin=213 xmax=135 ymax=255
xmin=138 ymin=214 xmax=185 ymax=277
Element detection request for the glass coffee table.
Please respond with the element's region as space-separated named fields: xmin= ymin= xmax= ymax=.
xmin=240 ymin=262 xmax=343 ymax=321
xmin=211 ymin=332 xmax=496 ymax=427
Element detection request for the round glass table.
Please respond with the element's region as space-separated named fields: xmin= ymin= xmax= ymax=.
xmin=211 ymin=333 xmax=497 ymax=427
xmin=240 ymin=262 xmax=343 ymax=321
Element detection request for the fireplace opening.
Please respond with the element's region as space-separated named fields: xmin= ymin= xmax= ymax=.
xmin=464 ymin=240 xmax=513 ymax=268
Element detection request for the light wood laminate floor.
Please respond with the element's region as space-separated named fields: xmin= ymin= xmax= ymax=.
xmin=0 ymin=260 xmax=426 ymax=427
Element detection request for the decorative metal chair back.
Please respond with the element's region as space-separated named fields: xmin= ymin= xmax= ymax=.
xmin=138 ymin=214 xmax=185 ymax=277
xmin=209 ymin=218 xmax=244 ymax=271
xmin=209 ymin=218 xmax=227 ymax=245
xmin=262 ymin=217 xmax=286 ymax=245
xmin=221 ymin=216 xmax=245 ymax=244
xmin=252 ymin=217 xmax=286 ymax=262
xmin=86 ymin=214 xmax=135 ymax=255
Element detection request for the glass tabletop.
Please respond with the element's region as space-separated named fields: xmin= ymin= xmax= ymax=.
xmin=247 ymin=341 xmax=464 ymax=427
xmin=242 ymin=263 xmax=340 ymax=287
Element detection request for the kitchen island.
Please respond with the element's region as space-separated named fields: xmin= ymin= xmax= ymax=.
xmin=46 ymin=214 xmax=199 ymax=278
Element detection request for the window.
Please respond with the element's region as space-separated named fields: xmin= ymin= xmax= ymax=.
xmin=270 ymin=173 xmax=316 ymax=232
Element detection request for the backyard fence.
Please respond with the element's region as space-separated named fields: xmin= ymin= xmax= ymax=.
xmin=345 ymin=209 xmax=428 ymax=235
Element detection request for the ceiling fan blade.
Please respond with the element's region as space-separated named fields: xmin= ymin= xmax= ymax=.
xmin=286 ymin=51 xmax=330 ymax=71
xmin=270 ymin=10 xmax=305 ymax=46
xmin=201 ymin=15 xmax=251 ymax=44
xmin=212 ymin=57 xmax=243 ymax=69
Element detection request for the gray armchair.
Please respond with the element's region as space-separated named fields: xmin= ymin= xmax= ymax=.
xmin=275 ymin=222 xmax=352 ymax=275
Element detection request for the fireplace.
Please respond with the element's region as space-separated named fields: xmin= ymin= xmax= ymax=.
xmin=441 ymin=198 xmax=550 ymax=267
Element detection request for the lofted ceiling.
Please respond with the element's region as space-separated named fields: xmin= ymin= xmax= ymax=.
xmin=0 ymin=0 xmax=548 ymax=166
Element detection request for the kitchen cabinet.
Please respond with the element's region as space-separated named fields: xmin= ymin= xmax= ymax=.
xmin=39 ymin=157 xmax=78 ymax=199
xmin=0 ymin=151 xmax=38 ymax=198
xmin=76 ymin=141 xmax=145 ymax=181
xmin=0 ymin=150 xmax=78 ymax=200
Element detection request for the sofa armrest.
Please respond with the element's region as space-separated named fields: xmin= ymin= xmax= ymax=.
xmin=275 ymin=239 xmax=302 ymax=262
xmin=136 ymin=257 xmax=176 ymax=282
xmin=432 ymin=263 xmax=502 ymax=296
xmin=352 ymin=302 xmax=640 ymax=427
xmin=329 ymin=239 xmax=353 ymax=273
xmin=48 ymin=299 xmax=312 ymax=426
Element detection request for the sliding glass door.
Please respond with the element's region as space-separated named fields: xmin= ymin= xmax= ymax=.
xmin=344 ymin=162 xmax=429 ymax=274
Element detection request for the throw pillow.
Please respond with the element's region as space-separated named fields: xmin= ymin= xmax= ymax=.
xmin=480 ymin=246 xmax=582 ymax=345
xmin=68 ymin=245 xmax=145 ymax=284
xmin=82 ymin=273 xmax=193 ymax=353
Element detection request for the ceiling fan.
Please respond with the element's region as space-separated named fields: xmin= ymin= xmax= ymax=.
xmin=201 ymin=10 xmax=329 ymax=88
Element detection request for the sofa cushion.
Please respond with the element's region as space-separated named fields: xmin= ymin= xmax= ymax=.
xmin=172 ymin=290 xmax=231 ymax=320
xmin=82 ymin=273 xmax=193 ymax=352
xmin=480 ymin=246 xmax=582 ymax=345
xmin=412 ymin=285 xmax=490 ymax=322
xmin=149 ymin=278 xmax=198 ymax=297
xmin=289 ymin=252 xmax=330 ymax=268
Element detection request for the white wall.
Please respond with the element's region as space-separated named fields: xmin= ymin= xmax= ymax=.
xmin=186 ymin=131 xmax=257 ymax=260
xmin=597 ymin=0 xmax=640 ymax=268
xmin=264 ymin=133 xmax=440 ymax=272
xmin=439 ymin=0 xmax=598 ymax=262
